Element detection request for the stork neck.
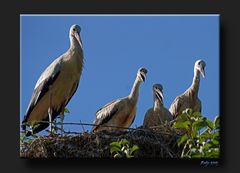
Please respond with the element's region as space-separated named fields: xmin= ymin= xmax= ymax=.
xmin=70 ymin=36 xmax=83 ymax=51
xmin=153 ymin=97 xmax=162 ymax=111
xmin=189 ymin=69 xmax=200 ymax=96
xmin=129 ymin=77 xmax=141 ymax=103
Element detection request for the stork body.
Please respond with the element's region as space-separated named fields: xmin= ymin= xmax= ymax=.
xmin=169 ymin=59 xmax=206 ymax=118
xmin=143 ymin=84 xmax=173 ymax=128
xmin=92 ymin=68 xmax=148 ymax=132
xmin=22 ymin=24 xmax=84 ymax=135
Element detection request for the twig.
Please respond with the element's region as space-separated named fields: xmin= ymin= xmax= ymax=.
xmin=79 ymin=120 xmax=85 ymax=132
xmin=22 ymin=120 xmax=137 ymax=131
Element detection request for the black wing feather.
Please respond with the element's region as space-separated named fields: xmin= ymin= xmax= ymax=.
xmin=22 ymin=59 xmax=62 ymax=129
xmin=92 ymin=100 xmax=120 ymax=132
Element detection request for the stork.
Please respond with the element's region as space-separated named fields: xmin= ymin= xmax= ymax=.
xmin=92 ymin=67 xmax=148 ymax=132
xmin=143 ymin=84 xmax=173 ymax=128
xmin=22 ymin=24 xmax=84 ymax=136
xmin=169 ymin=59 xmax=206 ymax=118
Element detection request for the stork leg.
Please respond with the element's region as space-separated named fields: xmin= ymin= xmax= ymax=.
xmin=59 ymin=112 xmax=64 ymax=135
xmin=48 ymin=92 xmax=53 ymax=135
xmin=48 ymin=107 xmax=53 ymax=134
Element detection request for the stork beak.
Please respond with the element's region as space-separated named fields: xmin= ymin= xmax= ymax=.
xmin=74 ymin=32 xmax=83 ymax=47
xmin=155 ymin=88 xmax=164 ymax=103
xmin=200 ymin=66 xmax=205 ymax=78
xmin=140 ymin=72 xmax=146 ymax=82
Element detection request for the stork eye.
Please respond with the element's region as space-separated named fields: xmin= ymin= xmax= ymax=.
xmin=73 ymin=28 xmax=76 ymax=31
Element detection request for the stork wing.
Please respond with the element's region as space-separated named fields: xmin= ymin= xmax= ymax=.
xmin=143 ymin=109 xmax=152 ymax=127
xmin=169 ymin=96 xmax=182 ymax=118
xmin=92 ymin=99 xmax=121 ymax=131
xmin=63 ymin=80 xmax=79 ymax=110
xmin=22 ymin=57 xmax=63 ymax=126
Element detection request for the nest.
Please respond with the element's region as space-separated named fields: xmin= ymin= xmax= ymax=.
xmin=20 ymin=124 xmax=182 ymax=158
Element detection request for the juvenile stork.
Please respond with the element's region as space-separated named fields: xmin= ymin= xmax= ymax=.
xmin=92 ymin=67 xmax=148 ymax=132
xmin=169 ymin=59 xmax=206 ymax=118
xmin=22 ymin=24 xmax=84 ymax=136
xmin=143 ymin=84 xmax=173 ymax=128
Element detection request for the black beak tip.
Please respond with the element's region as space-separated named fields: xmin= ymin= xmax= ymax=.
xmin=140 ymin=73 xmax=146 ymax=82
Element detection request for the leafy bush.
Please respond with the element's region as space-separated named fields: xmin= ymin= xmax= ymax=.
xmin=21 ymin=107 xmax=70 ymax=137
xmin=20 ymin=121 xmax=40 ymax=145
xmin=172 ymin=108 xmax=220 ymax=158
xmin=110 ymin=139 xmax=139 ymax=158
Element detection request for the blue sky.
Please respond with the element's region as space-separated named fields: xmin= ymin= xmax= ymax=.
xmin=20 ymin=15 xmax=219 ymax=134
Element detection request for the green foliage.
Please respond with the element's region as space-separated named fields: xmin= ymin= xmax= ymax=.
xmin=110 ymin=139 xmax=139 ymax=158
xmin=22 ymin=121 xmax=40 ymax=137
xmin=21 ymin=107 xmax=70 ymax=138
xmin=64 ymin=107 xmax=70 ymax=113
xmin=20 ymin=132 xmax=32 ymax=144
xmin=20 ymin=122 xmax=40 ymax=145
xmin=172 ymin=108 xmax=220 ymax=158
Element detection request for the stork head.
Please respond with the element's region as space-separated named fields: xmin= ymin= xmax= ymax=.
xmin=153 ymin=83 xmax=164 ymax=104
xmin=69 ymin=24 xmax=82 ymax=47
xmin=194 ymin=59 xmax=206 ymax=78
xmin=137 ymin=67 xmax=148 ymax=82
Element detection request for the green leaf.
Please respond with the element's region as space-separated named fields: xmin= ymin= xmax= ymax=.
xmin=206 ymin=148 xmax=220 ymax=158
xmin=110 ymin=141 xmax=121 ymax=148
xmin=192 ymin=119 xmax=207 ymax=132
xmin=192 ymin=112 xmax=202 ymax=118
xmin=110 ymin=138 xmax=139 ymax=158
xmin=192 ymin=130 xmax=198 ymax=139
xmin=110 ymin=146 xmax=121 ymax=154
xmin=203 ymin=142 xmax=213 ymax=150
xmin=200 ymin=129 xmax=211 ymax=139
xmin=212 ymin=139 xmax=219 ymax=145
xmin=113 ymin=153 xmax=121 ymax=158
xmin=206 ymin=119 xmax=214 ymax=130
xmin=212 ymin=131 xmax=220 ymax=139
xmin=183 ymin=108 xmax=193 ymax=116
xmin=191 ymin=153 xmax=203 ymax=158
xmin=130 ymin=145 xmax=139 ymax=155
xmin=33 ymin=123 xmax=41 ymax=129
xmin=214 ymin=116 xmax=220 ymax=129
xmin=64 ymin=108 xmax=70 ymax=113
xmin=31 ymin=121 xmax=39 ymax=127
xmin=173 ymin=120 xmax=191 ymax=130
xmin=20 ymin=132 xmax=25 ymax=138
xmin=120 ymin=139 xmax=129 ymax=145
xmin=175 ymin=113 xmax=189 ymax=122
xmin=177 ymin=134 xmax=188 ymax=146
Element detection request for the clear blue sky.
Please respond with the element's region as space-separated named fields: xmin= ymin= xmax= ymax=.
xmin=20 ymin=15 xmax=219 ymax=134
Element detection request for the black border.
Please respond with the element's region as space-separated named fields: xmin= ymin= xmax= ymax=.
xmin=2 ymin=0 xmax=240 ymax=173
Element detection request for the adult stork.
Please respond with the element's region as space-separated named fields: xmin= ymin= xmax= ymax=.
xmin=92 ymin=67 xmax=148 ymax=132
xmin=143 ymin=84 xmax=173 ymax=128
xmin=169 ymin=59 xmax=206 ymax=118
xmin=22 ymin=24 xmax=84 ymax=136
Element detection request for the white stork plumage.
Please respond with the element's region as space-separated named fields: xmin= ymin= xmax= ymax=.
xmin=169 ymin=59 xmax=206 ymax=118
xmin=143 ymin=84 xmax=173 ymax=128
xmin=92 ymin=67 xmax=148 ymax=132
xmin=22 ymin=24 xmax=84 ymax=136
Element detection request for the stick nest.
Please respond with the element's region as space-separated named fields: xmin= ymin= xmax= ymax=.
xmin=20 ymin=124 xmax=182 ymax=158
